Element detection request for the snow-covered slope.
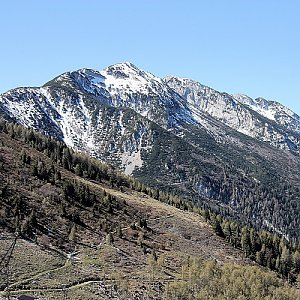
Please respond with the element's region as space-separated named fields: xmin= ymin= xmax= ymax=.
xmin=1 ymin=62 xmax=194 ymax=175
xmin=70 ymin=62 xmax=193 ymax=129
xmin=1 ymin=62 xmax=300 ymax=169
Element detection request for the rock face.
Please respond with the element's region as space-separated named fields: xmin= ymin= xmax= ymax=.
xmin=165 ymin=76 xmax=300 ymax=152
xmin=1 ymin=62 xmax=300 ymax=241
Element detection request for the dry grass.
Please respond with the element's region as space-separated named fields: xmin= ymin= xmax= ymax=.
xmin=0 ymin=185 xmax=249 ymax=299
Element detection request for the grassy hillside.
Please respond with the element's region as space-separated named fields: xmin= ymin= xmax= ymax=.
xmin=0 ymin=120 xmax=299 ymax=299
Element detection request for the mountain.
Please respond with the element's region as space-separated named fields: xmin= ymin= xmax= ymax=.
xmin=1 ymin=122 xmax=299 ymax=299
xmin=0 ymin=62 xmax=299 ymax=242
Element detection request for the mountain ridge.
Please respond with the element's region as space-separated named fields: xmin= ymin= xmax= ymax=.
xmin=0 ymin=62 xmax=299 ymax=242
xmin=2 ymin=62 xmax=300 ymax=153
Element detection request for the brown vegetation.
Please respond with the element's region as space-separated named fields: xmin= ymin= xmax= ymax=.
xmin=0 ymin=121 xmax=299 ymax=299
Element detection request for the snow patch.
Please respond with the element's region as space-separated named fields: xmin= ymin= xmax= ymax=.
xmin=247 ymin=104 xmax=276 ymax=121
xmin=118 ymin=111 xmax=126 ymax=135
xmin=263 ymin=220 xmax=289 ymax=240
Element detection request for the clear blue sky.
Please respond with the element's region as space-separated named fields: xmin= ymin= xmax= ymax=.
xmin=1 ymin=0 xmax=299 ymax=114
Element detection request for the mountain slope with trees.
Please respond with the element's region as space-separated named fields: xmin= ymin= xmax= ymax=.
xmin=0 ymin=119 xmax=299 ymax=299
xmin=0 ymin=63 xmax=299 ymax=243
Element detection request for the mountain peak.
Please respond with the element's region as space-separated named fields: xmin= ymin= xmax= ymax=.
xmin=103 ymin=62 xmax=161 ymax=84
xmin=105 ymin=61 xmax=140 ymax=74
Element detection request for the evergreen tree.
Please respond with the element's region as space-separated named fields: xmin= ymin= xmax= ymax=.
xmin=241 ymin=227 xmax=251 ymax=257
xmin=106 ymin=232 xmax=114 ymax=245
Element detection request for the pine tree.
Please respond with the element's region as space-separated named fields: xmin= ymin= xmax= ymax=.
xmin=106 ymin=232 xmax=114 ymax=245
xmin=222 ymin=220 xmax=232 ymax=242
xmin=241 ymin=227 xmax=251 ymax=257
xmin=74 ymin=163 xmax=83 ymax=176
xmin=280 ymin=246 xmax=293 ymax=277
